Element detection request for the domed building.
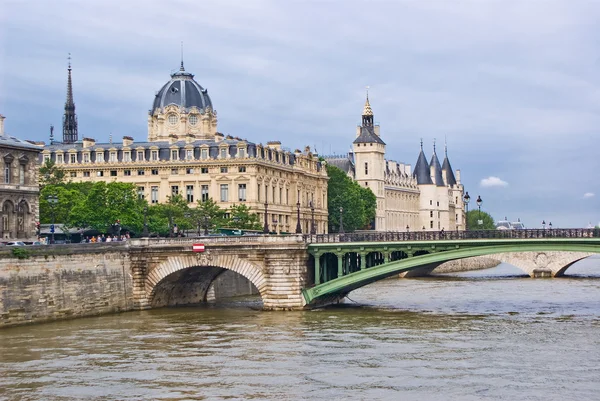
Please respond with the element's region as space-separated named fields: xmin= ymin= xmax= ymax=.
xmin=40 ymin=61 xmax=329 ymax=234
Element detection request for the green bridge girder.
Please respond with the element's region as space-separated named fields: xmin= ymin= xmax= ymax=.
xmin=303 ymin=238 xmax=600 ymax=306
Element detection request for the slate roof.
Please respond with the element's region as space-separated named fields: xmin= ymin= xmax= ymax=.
xmin=429 ymin=152 xmax=445 ymax=187
xmin=353 ymin=126 xmax=386 ymax=145
xmin=413 ymin=149 xmax=433 ymax=185
xmin=151 ymin=66 xmax=213 ymax=113
xmin=326 ymin=156 xmax=355 ymax=174
xmin=0 ymin=133 xmax=42 ymax=151
xmin=441 ymin=155 xmax=457 ymax=186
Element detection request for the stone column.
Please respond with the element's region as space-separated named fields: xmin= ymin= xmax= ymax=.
xmin=314 ymin=254 xmax=321 ymax=285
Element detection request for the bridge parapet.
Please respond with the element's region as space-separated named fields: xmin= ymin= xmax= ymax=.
xmin=309 ymin=228 xmax=599 ymax=243
xmin=129 ymin=234 xmax=305 ymax=247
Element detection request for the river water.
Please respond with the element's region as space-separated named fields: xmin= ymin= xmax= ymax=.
xmin=1 ymin=258 xmax=600 ymax=401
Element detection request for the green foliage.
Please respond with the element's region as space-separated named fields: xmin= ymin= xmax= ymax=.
xmin=466 ymin=210 xmax=495 ymax=230
xmin=227 ymin=204 xmax=262 ymax=230
xmin=11 ymin=247 xmax=30 ymax=259
xmin=326 ymin=165 xmax=377 ymax=232
xmin=39 ymin=185 xmax=86 ymax=225
xmin=39 ymin=159 xmax=66 ymax=187
xmin=68 ymin=182 xmax=145 ymax=234
xmin=191 ymin=198 xmax=226 ymax=233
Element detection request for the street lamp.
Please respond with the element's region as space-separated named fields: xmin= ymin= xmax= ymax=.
xmin=142 ymin=206 xmax=149 ymax=237
xmin=47 ymin=194 xmax=58 ymax=244
xmin=309 ymin=200 xmax=316 ymax=234
xmin=549 ymin=222 xmax=553 ymax=230
xmin=476 ymin=195 xmax=483 ymax=228
xmin=263 ymin=201 xmax=269 ymax=234
xmin=339 ymin=207 xmax=344 ymax=234
xmin=203 ymin=215 xmax=210 ymax=235
xmin=542 ymin=220 xmax=546 ymax=230
xmin=295 ymin=201 xmax=302 ymax=234
xmin=406 ymin=225 xmax=409 ymax=232
xmin=463 ymin=192 xmax=470 ymax=230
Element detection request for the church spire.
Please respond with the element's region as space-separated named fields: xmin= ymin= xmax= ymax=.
xmin=362 ymin=86 xmax=374 ymax=127
xmin=180 ymin=41 xmax=185 ymax=71
xmin=62 ymin=53 xmax=78 ymax=143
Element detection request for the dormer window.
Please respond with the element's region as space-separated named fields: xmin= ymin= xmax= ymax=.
xmin=189 ymin=115 xmax=198 ymax=126
xmin=201 ymin=148 xmax=208 ymax=159
xmin=43 ymin=155 xmax=50 ymax=163
xmin=171 ymin=149 xmax=178 ymax=160
xmin=57 ymin=154 xmax=63 ymax=164
xmin=220 ymin=148 xmax=227 ymax=159
xmin=83 ymin=153 xmax=90 ymax=163
xmin=124 ymin=152 xmax=131 ymax=162
xmin=186 ymin=149 xmax=193 ymax=160
xmin=70 ymin=154 xmax=76 ymax=163
xmin=151 ymin=150 xmax=158 ymax=161
xmin=137 ymin=151 xmax=144 ymax=161
xmin=110 ymin=152 xmax=117 ymax=162
xmin=96 ymin=152 xmax=104 ymax=163
xmin=168 ymin=114 xmax=178 ymax=125
xmin=238 ymin=148 xmax=246 ymax=158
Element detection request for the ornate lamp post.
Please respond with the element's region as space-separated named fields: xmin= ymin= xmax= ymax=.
xmin=203 ymin=215 xmax=210 ymax=235
xmin=463 ymin=192 xmax=470 ymax=230
xmin=476 ymin=195 xmax=483 ymax=221
xmin=295 ymin=200 xmax=302 ymax=234
xmin=406 ymin=225 xmax=410 ymax=232
xmin=263 ymin=201 xmax=269 ymax=234
xmin=542 ymin=220 xmax=546 ymax=230
xmin=339 ymin=207 xmax=344 ymax=234
xmin=549 ymin=222 xmax=552 ymax=230
xmin=47 ymin=194 xmax=58 ymax=244
xmin=309 ymin=200 xmax=316 ymax=234
xmin=142 ymin=206 xmax=149 ymax=237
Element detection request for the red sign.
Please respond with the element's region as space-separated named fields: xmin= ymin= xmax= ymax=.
xmin=192 ymin=243 xmax=205 ymax=253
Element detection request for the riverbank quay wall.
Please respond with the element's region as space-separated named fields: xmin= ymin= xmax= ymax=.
xmin=0 ymin=244 xmax=132 ymax=328
xmin=0 ymin=236 xmax=313 ymax=328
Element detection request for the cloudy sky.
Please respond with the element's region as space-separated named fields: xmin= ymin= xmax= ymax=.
xmin=1 ymin=0 xmax=598 ymax=227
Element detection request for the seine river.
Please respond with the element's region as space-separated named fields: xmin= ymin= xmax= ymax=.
xmin=1 ymin=257 xmax=600 ymax=401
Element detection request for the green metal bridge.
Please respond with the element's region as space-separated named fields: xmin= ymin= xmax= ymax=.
xmin=302 ymin=229 xmax=600 ymax=306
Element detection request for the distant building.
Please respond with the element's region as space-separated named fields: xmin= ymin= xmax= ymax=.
xmin=0 ymin=115 xmax=41 ymax=239
xmin=37 ymin=59 xmax=328 ymax=234
xmin=323 ymin=96 xmax=466 ymax=232
xmin=496 ymin=217 xmax=525 ymax=230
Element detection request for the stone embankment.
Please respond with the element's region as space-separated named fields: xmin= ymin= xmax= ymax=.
xmin=435 ymin=256 xmax=500 ymax=273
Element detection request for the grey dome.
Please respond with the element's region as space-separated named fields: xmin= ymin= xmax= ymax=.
xmin=151 ymin=67 xmax=213 ymax=113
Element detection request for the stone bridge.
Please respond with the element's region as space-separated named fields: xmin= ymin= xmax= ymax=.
xmin=1 ymin=229 xmax=599 ymax=327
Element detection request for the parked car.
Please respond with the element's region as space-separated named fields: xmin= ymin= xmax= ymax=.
xmin=5 ymin=241 xmax=26 ymax=246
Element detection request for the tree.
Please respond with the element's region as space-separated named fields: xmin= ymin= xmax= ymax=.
xmin=39 ymin=159 xmax=66 ymax=187
xmin=466 ymin=210 xmax=495 ymax=230
xmin=39 ymin=185 xmax=86 ymax=225
xmin=326 ymin=165 xmax=377 ymax=232
xmin=192 ymin=198 xmax=226 ymax=234
xmin=227 ymin=204 xmax=261 ymax=230
xmin=69 ymin=181 xmax=145 ymax=234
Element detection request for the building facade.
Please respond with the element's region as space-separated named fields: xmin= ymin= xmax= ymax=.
xmin=0 ymin=115 xmax=41 ymax=239
xmin=325 ymin=97 xmax=466 ymax=232
xmin=39 ymin=62 xmax=329 ymax=234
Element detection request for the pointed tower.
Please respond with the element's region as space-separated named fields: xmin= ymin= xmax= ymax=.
xmin=413 ymin=140 xmax=433 ymax=185
xmin=441 ymin=141 xmax=465 ymax=230
xmin=441 ymin=142 xmax=457 ymax=186
xmin=429 ymin=141 xmax=445 ymax=187
xmin=62 ymin=54 xmax=78 ymax=144
xmin=352 ymin=91 xmax=386 ymax=230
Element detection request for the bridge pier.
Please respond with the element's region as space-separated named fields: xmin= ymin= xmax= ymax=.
xmin=532 ymin=269 xmax=553 ymax=278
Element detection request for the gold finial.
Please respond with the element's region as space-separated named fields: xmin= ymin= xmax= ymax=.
xmin=362 ymin=86 xmax=373 ymax=116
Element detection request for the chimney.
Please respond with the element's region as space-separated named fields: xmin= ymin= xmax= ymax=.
xmin=0 ymin=114 xmax=5 ymax=136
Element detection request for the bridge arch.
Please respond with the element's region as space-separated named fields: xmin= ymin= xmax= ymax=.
xmin=146 ymin=253 xmax=267 ymax=307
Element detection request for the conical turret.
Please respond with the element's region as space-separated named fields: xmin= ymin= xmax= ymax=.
xmin=441 ymin=142 xmax=457 ymax=186
xmin=413 ymin=140 xmax=433 ymax=185
xmin=429 ymin=142 xmax=445 ymax=187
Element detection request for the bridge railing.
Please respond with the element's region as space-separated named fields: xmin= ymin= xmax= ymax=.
xmin=307 ymin=228 xmax=600 ymax=243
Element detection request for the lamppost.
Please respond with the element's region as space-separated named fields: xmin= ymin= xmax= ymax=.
xmin=47 ymin=194 xmax=58 ymax=244
xmin=142 ymin=206 xmax=149 ymax=237
xmin=339 ymin=207 xmax=344 ymax=234
xmin=542 ymin=220 xmax=546 ymax=230
xmin=203 ymin=215 xmax=210 ymax=235
xmin=309 ymin=200 xmax=316 ymax=234
xmin=476 ymin=195 xmax=483 ymax=228
xmin=263 ymin=201 xmax=269 ymax=234
xmin=463 ymin=192 xmax=470 ymax=230
xmin=406 ymin=225 xmax=409 ymax=232
xmin=549 ymin=222 xmax=552 ymax=230
xmin=295 ymin=200 xmax=302 ymax=234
